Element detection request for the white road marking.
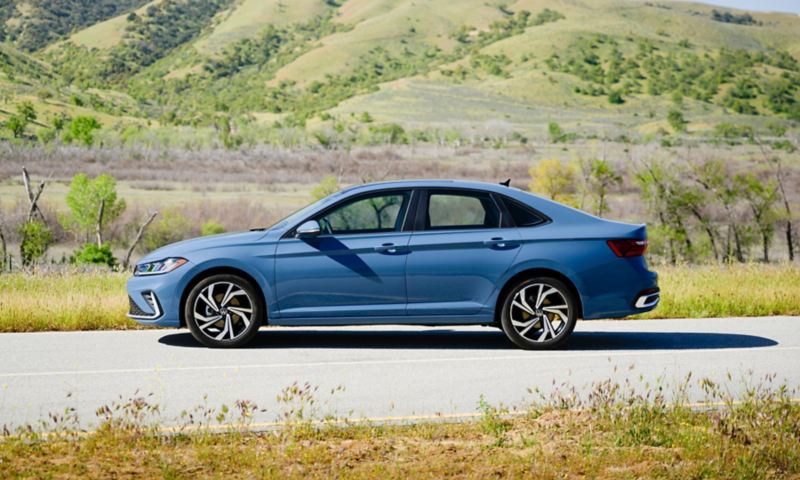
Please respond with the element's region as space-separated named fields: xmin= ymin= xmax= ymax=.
xmin=1 ymin=345 xmax=797 ymax=379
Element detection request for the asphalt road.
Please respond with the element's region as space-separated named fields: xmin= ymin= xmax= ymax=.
xmin=1 ymin=316 xmax=798 ymax=430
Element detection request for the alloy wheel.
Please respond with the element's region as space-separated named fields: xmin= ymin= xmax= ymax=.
xmin=508 ymin=283 xmax=570 ymax=342
xmin=192 ymin=281 xmax=254 ymax=341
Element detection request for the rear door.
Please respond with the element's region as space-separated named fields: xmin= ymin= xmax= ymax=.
xmin=405 ymin=189 xmax=521 ymax=316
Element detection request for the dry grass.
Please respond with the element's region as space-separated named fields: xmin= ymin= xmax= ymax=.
xmin=638 ymin=263 xmax=800 ymax=319
xmin=1 ymin=375 xmax=798 ymax=478
xmin=0 ymin=264 xmax=797 ymax=333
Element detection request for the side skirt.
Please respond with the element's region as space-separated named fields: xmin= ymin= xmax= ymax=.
xmin=270 ymin=314 xmax=495 ymax=327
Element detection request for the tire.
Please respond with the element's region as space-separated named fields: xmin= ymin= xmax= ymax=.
xmin=499 ymin=276 xmax=577 ymax=350
xmin=185 ymin=273 xmax=264 ymax=348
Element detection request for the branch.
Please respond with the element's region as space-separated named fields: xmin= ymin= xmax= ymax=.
xmin=122 ymin=212 xmax=158 ymax=270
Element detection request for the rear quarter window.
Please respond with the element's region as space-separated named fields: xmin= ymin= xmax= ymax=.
xmin=502 ymin=197 xmax=547 ymax=227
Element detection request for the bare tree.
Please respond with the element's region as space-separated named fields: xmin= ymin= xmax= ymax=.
xmin=22 ymin=167 xmax=48 ymax=224
xmin=122 ymin=212 xmax=158 ymax=270
xmin=756 ymin=139 xmax=794 ymax=261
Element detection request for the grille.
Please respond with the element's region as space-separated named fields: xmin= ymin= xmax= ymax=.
xmin=128 ymin=295 xmax=149 ymax=316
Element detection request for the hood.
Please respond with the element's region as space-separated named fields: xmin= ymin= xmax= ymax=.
xmin=137 ymin=230 xmax=268 ymax=264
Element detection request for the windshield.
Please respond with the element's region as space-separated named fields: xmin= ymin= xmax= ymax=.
xmin=264 ymin=191 xmax=343 ymax=231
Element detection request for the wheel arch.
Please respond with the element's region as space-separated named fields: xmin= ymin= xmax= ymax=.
xmin=179 ymin=266 xmax=267 ymax=328
xmin=493 ymin=268 xmax=584 ymax=324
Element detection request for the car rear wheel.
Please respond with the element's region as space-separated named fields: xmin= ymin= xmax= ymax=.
xmin=185 ymin=274 xmax=263 ymax=348
xmin=500 ymin=277 xmax=577 ymax=350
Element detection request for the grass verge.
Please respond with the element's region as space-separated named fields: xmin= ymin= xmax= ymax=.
xmin=0 ymin=264 xmax=798 ymax=332
xmin=1 ymin=376 xmax=798 ymax=478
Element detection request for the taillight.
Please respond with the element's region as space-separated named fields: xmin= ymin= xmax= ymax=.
xmin=607 ymin=239 xmax=648 ymax=257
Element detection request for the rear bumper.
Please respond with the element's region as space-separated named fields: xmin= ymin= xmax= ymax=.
xmin=582 ymin=266 xmax=659 ymax=319
xmin=634 ymin=288 xmax=660 ymax=309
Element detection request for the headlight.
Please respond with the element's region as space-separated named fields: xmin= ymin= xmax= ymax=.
xmin=134 ymin=257 xmax=188 ymax=276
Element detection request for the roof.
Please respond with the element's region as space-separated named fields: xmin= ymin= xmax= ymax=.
xmin=341 ymin=179 xmax=513 ymax=195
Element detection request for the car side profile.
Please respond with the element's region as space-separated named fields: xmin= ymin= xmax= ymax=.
xmin=127 ymin=180 xmax=659 ymax=349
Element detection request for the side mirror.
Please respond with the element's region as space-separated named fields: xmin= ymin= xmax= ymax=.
xmin=296 ymin=220 xmax=321 ymax=238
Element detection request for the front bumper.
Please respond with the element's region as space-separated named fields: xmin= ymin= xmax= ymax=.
xmin=126 ymin=273 xmax=182 ymax=327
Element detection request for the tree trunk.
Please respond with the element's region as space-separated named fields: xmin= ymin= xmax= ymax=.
xmin=787 ymin=220 xmax=795 ymax=262
xmin=123 ymin=212 xmax=158 ymax=270
xmin=763 ymin=231 xmax=769 ymax=263
xmin=0 ymin=223 xmax=6 ymax=272
xmin=96 ymin=199 xmax=106 ymax=247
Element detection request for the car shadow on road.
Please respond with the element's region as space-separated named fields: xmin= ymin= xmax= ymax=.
xmin=158 ymin=329 xmax=778 ymax=350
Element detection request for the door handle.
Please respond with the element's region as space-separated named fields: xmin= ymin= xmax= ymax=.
xmin=483 ymin=237 xmax=511 ymax=248
xmin=375 ymin=243 xmax=398 ymax=254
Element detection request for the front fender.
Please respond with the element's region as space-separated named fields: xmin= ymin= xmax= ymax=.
xmin=177 ymin=255 xmax=278 ymax=321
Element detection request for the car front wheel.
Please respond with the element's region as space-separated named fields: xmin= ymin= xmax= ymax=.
xmin=185 ymin=274 xmax=263 ymax=348
xmin=500 ymin=277 xmax=577 ymax=350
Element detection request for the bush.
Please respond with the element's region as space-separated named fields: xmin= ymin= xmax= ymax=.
xmin=18 ymin=220 xmax=53 ymax=267
xmin=142 ymin=209 xmax=194 ymax=252
xmin=72 ymin=243 xmax=117 ymax=268
xmin=201 ymin=221 xmax=225 ymax=236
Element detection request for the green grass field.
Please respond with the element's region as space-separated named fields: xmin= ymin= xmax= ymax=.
xmin=0 ymin=264 xmax=797 ymax=333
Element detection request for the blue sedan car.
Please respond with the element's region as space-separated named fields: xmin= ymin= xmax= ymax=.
xmin=127 ymin=180 xmax=659 ymax=349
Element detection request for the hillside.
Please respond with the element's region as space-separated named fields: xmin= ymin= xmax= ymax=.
xmin=1 ymin=0 xmax=799 ymax=144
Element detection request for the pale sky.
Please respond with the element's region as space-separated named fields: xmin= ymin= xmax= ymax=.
xmin=691 ymin=0 xmax=800 ymax=14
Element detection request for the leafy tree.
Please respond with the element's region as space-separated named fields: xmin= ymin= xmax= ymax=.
xmin=311 ymin=175 xmax=341 ymax=201
xmin=18 ymin=220 xmax=53 ymax=267
xmin=6 ymin=115 xmax=27 ymax=138
xmin=359 ymin=112 xmax=374 ymax=123
xmin=529 ymin=159 xmax=576 ymax=204
xmin=62 ymin=173 xmax=126 ymax=242
xmin=736 ymin=173 xmax=779 ymax=262
xmin=63 ymin=116 xmax=101 ymax=146
xmin=607 ymin=89 xmax=624 ymax=104
xmin=17 ymin=102 xmax=37 ymax=122
xmin=72 ymin=243 xmax=117 ymax=268
xmin=586 ymin=159 xmax=622 ymax=217
xmin=667 ymin=109 xmax=687 ymax=133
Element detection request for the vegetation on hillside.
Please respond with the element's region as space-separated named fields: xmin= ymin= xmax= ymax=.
xmin=547 ymin=35 xmax=800 ymax=120
xmin=0 ymin=0 xmax=150 ymax=51
xmin=0 ymin=1 xmax=797 ymax=145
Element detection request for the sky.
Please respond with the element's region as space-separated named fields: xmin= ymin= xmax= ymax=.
xmin=690 ymin=0 xmax=800 ymax=14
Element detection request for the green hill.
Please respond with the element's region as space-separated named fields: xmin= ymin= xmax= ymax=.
xmin=1 ymin=0 xmax=799 ymax=144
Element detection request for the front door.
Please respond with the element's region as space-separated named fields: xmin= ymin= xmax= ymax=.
xmin=405 ymin=189 xmax=521 ymax=316
xmin=275 ymin=190 xmax=413 ymax=320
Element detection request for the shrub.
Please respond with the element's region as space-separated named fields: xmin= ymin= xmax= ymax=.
xmin=311 ymin=175 xmax=341 ymax=201
xmin=142 ymin=209 xmax=194 ymax=252
xmin=18 ymin=220 xmax=53 ymax=267
xmin=72 ymin=243 xmax=117 ymax=268
xmin=201 ymin=221 xmax=225 ymax=236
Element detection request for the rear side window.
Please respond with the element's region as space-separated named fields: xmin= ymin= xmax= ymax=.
xmin=426 ymin=191 xmax=501 ymax=230
xmin=502 ymin=197 xmax=546 ymax=227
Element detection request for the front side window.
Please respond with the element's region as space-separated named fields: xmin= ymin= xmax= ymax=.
xmin=426 ymin=191 xmax=501 ymax=230
xmin=318 ymin=191 xmax=410 ymax=234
